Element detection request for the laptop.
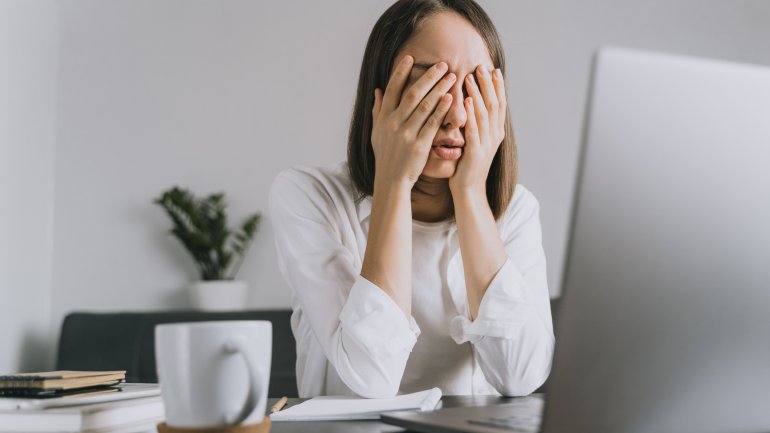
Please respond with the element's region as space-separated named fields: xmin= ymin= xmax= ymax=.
xmin=382 ymin=46 xmax=770 ymax=433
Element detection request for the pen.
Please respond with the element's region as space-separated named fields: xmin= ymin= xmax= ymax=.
xmin=271 ymin=396 xmax=288 ymax=413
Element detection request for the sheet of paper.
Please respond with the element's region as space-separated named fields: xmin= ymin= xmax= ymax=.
xmin=270 ymin=388 xmax=442 ymax=421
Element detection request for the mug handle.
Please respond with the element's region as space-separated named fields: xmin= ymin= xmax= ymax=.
xmin=223 ymin=337 xmax=264 ymax=425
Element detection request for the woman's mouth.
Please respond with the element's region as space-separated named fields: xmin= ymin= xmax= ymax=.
xmin=432 ymin=145 xmax=463 ymax=160
xmin=432 ymin=138 xmax=464 ymax=160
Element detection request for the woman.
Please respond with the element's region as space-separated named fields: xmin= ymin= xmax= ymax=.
xmin=269 ymin=0 xmax=553 ymax=398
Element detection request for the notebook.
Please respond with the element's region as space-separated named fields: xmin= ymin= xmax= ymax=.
xmin=0 ymin=371 xmax=126 ymax=396
xmin=0 ymin=383 xmax=160 ymax=410
xmin=270 ymin=388 xmax=442 ymax=421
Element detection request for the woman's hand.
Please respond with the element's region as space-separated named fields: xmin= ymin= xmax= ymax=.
xmin=449 ymin=66 xmax=509 ymax=320
xmin=449 ymin=65 xmax=507 ymax=195
xmin=371 ymin=55 xmax=457 ymax=189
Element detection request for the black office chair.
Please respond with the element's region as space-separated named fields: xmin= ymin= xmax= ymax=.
xmin=57 ymin=301 xmax=560 ymax=397
xmin=56 ymin=309 xmax=298 ymax=397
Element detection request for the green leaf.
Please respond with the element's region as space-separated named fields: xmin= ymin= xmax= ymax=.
xmin=154 ymin=187 xmax=261 ymax=281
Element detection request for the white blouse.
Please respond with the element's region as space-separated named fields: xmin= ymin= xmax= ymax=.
xmin=268 ymin=162 xmax=554 ymax=398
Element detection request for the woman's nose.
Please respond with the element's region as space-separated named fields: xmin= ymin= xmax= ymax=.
xmin=442 ymin=80 xmax=467 ymax=130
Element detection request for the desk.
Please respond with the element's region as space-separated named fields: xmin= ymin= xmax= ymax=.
xmin=265 ymin=395 xmax=525 ymax=433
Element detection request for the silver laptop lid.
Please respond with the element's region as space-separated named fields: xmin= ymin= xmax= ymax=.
xmin=543 ymin=47 xmax=770 ymax=433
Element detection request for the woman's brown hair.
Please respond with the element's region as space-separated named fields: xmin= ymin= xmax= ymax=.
xmin=347 ymin=0 xmax=517 ymax=220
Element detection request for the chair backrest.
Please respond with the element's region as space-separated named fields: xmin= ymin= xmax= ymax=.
xmin=56 ymin=309 xmax=298 ymax=397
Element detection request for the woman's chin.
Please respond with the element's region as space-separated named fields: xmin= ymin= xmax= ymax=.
xmin=421 ymin=158 xmax=458 ymax=179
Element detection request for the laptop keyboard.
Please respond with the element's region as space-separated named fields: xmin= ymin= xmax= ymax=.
xmin=467 ymin=412 xmax=543 ymax=432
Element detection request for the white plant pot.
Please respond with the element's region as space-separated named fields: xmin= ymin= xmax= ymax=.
xmin=189 ymin=280 xmax=249 ymax=311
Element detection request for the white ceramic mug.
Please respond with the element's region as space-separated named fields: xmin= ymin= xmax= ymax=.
xmin=155 ymin=321 xmax=272 ymax=428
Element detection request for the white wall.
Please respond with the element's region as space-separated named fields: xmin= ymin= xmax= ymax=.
xmin=0 ymin=1 xmax=58 ymax=374
xmin=51 ymin=1 xmax=393 ymax=330
xmin=10 ymin=0 xmax=767 ymax=370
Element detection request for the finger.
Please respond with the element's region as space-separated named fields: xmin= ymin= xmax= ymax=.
xmin=465 ymin=74 xmax=489 ymax=137
xmin=373 ymin=88 xmax=383 ymax=120
xmin=381 ymin=55 xmax=413 ymax=115
xmin=405 ymin=72 xmax=456 ymax=131
xmin=397 ymin=62 xmax=449 ymax=120
xmin=463 ymin=97 xmax=480 ymax=146
xmin=475 ymin=65 xmax=498 ymax=116
xmin=492 ymin=69 xmax=507 ymax=127
xmin=417 ymin=93 xmax=453 ymax=143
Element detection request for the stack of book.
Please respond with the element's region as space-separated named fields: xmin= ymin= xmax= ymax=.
xmin=0 ymin=371 xmax=126 ymax=398
xmin=0 ymin=371 xmax=163 ymax=433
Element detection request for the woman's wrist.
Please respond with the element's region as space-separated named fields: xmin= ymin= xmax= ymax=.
xmin=450 ymin=184 xmax=487 ymax=205
xmin=373 ymin=175 xmax=413 ymax=198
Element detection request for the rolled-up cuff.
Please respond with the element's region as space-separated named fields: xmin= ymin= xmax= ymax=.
xmin=450 ymin=258 xmax=535 ymax=344
xmin=339 ymin=274 xmax=421 ymax=357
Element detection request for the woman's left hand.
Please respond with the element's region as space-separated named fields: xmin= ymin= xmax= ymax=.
xmin=449 ymin=65 xmax=507 ymax=195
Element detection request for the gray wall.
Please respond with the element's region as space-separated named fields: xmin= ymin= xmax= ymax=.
xmin=2 ymin=1 xmax=769 ymax=372
xmin=0 ymin=0 xmax=58 ymax=374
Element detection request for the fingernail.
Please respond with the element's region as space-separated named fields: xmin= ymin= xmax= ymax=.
xmin=495 ymin=68 xmax=502 ymax=78
xmin=446 ymin=73 xmax=456 ymax=82
xmin=437 ymin=62 xmax=448 ymax=72
xmin=402 ymin=55 xmax=413 ymax=65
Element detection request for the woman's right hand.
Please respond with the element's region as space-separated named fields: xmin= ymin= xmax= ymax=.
xmin=371 ymin=55 xmax=456 ymax=189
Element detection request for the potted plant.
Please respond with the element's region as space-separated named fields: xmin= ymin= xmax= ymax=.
xmin=154 ymin=186 xmax=261 ymax=311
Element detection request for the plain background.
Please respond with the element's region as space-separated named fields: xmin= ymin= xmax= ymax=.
xmin=2 ymin=0 xmax=769 ymax=374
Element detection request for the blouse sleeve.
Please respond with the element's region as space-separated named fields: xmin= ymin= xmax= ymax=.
xmin=449 ymin=186 xmax=555 ymax=396
xmin=268 ymin=168 xmax=420 ymax=398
